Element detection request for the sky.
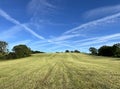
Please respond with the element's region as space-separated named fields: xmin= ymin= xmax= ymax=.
xmin=0 ymin=0 xmax=120 ymax=52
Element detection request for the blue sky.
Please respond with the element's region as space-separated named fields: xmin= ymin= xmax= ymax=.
xmin=0 ymin=0 xmax=120 ymax=52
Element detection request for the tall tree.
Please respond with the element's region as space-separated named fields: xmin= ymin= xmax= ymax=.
xmin=0 ymin=41 xmax=8 ymax=54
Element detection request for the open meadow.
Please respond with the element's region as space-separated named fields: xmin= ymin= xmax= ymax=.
xmin=0 ymin=53 xmax=120 ymax=89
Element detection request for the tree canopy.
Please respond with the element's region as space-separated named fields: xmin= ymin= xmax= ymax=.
xmin=0 ymin=41 xmax=8 ymax=54
xmin=89 ymin=47 xmax=97 ymax=55
xmin=12 ymin=45 xmax=31 ymax=58
xmin=89 ymin=43 xmax=120 ymax=57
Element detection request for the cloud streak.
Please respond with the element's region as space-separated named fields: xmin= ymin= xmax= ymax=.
xmin=28 ymin=0 xmax=56 ymax=18
xmin=0 ymin=9 xmax=45 ymax=40
xmin=84 ymin=4 xmax=120 ymax=19
xmin=64 ymin=12 xmax=120 ymax=35
xmin=75 ymin=33 xmax=120 ymax=47
xmin=0 ymin=25 xmax=22 ymax=40
xmin=0 ymin=5 xmax=120 ymax=52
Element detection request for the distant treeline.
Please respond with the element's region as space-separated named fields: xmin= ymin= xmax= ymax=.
xmin=65 ymin=50 xmax=80 ymax=53
xmin=56 ymin=50 xmax=80 ymax=53
xmin=89 ymin=43 xmax=120 ymax=57
xmin=1 ymin=40 xmax=120 ymax=59
xmin=0 ymin=41 xmax=44 ymax=59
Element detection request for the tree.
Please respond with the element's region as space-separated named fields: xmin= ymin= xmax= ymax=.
xmin=98 ymin=46 xmax=114 ymax=57
xmin=89 ymin=47 xmax=98 ymax=55
xmin=113 ymin=43 xmax=120 ymax=48
xmin=65 ymin=50 xmax=69 ymax=53
xmin=12 ymin=45 xmax=31 ymax=58
xmin=31 ymin=50 xmax=44 ymax=54
xmin=6 ymin=52 xmax=16 ymax=59
xmin=0 ymin=41 xmax=8 ymax=54
xmin=74 ymin=50 xmax=80 ymax=53
xmin=112 ymin=43 xmax=120 ymax=57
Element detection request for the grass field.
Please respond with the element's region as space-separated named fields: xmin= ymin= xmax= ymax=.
xmin=0 ymin=53 xmax=120 ymax=89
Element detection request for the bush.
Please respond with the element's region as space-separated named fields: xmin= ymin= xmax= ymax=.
xmin=65 ymin=50 xmax=70 ymax=53
xmin=12 ymin=45 xmax=31 ymax=58
xmin=89 ymin=47 xmax=97 ymax=55
xmin=5 ymin=52 xmax=16 ymax=59
xmin=74 ymin=50 xmax=80 ymax=53
xmin=98 ymin=46 xmax=114 ymax=57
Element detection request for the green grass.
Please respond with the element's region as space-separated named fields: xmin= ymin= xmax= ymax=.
xmin=0 ymin=53 xmax=120 ymax=89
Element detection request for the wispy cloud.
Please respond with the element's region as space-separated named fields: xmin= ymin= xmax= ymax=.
xmin=63 ymin=12 xmax=120 ymax=35
xmin=75 ymin=33 xmax=120 ymax=47
xmin=0 ymin=9 xmax=45 ymax=40
xmin=50 ymin=34 xmax=81 ymax=42
xmin=28 ymin=0 xmax=56 ymax=16
xmin=0 ymin=5 xmax=120 ymax=52
xmin=0 ymin=8 xmax=76 ymax=51
xmin=9 ymin=40 xmax=31 ymax=50
xmin=84 ymin=4 xmax=120 ymax=19
xmin=0 ymin=25 xmax=22 ymax=40
xmin=27 ymin=0 xmax=59 ymax=31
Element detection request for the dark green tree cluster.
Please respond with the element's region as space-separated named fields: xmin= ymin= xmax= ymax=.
xmin=65 ymin=50 xmax=80 ymax=53
xmin=89 ymin=43 xmax=120 ymax=57
xmin=0 ymin=41 xmax=32 ymax=59
xmin=6 ymin=45 xmax=31 ymax=59
xmin=31 ymin=50 xmax=44 ymax=54
xmin=89 ymin=47 xmax=98 ymax=55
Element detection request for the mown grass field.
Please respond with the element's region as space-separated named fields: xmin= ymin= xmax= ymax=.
xmin=0 ymin=53 xmax=120 ymax=89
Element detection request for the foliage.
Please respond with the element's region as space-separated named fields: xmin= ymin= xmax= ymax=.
xmin=31 ymin=50 xmax=44 ymax=54
xmin=0 ymin=41 xmax=8 ymax=54
xmin=5 ymin=52 xmax=16 ymax=59
xmin=65 ymin=50 xmax=70 ymax=53
xmin=98 ymin=46 xmax=114 ymax=56
xmin=65 ymin=50 xmax=80 ymax=53
xmin=74 ymin=50 xmax=80 ymax=53
xmin=12 ymin=45 xmax=31 ymax=58
xmin=90 ymin=43 xmax=120 ymax=57
xmin=112 ymin=43 xmax=120 ymax=57
xmin=89 ymin=47 xmax=98 ymax=55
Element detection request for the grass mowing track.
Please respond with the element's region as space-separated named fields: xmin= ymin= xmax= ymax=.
xmin=0 ymin=53 xmax=120 ymax=89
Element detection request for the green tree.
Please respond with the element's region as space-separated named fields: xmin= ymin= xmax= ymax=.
xmin=89 ymin=47 xmax=97 ymax=55
xmin=112 ymin=43 xmax=120 ymax=57
xmin=65 ymin=50 xmax=69 ymax=53
xmin=0 ymin=41 xmax=8 ymax=54
xmin=74 ymin=50 xmax=80 ymax=53
xmin=12 ymin=45 xmax=31 ymax=58
xmin=98 ymin=46 xmax=114 ymax=57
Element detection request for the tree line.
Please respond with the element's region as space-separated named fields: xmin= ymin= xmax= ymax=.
xmin=65 ymin=50 xmax=80 ymax=53
xmin=89 ymin=43 xmax=120 ymax=57
xmin=1 ymin=40 xmax=120 ymax=59
xmin=0 ymin=41 xmax=44 ymax=59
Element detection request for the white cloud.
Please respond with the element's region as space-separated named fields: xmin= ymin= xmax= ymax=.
xmin=0 ymin=5 xmax=120 ymax=52
xmin=50 ymin=34 xmax=81 ymax=42
xmin=63 ymin=12 xmax=120 ymax=35
xmin=75 ymin=33 xmax=120 ymax=47
xmin=84 ymin=4 xmax=120 ymax=19
xmin=0 ymin=9 xmax=45 ymax=40
xmin=9 ymin=40 xmax=31 ymax=50
xmin=0 ymin=8 xmax=76 ymax=50
xmin=0 ymin=25 xmax=22 ymax=40
xmin=27 ymin=0 xmax=56 ymax=16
